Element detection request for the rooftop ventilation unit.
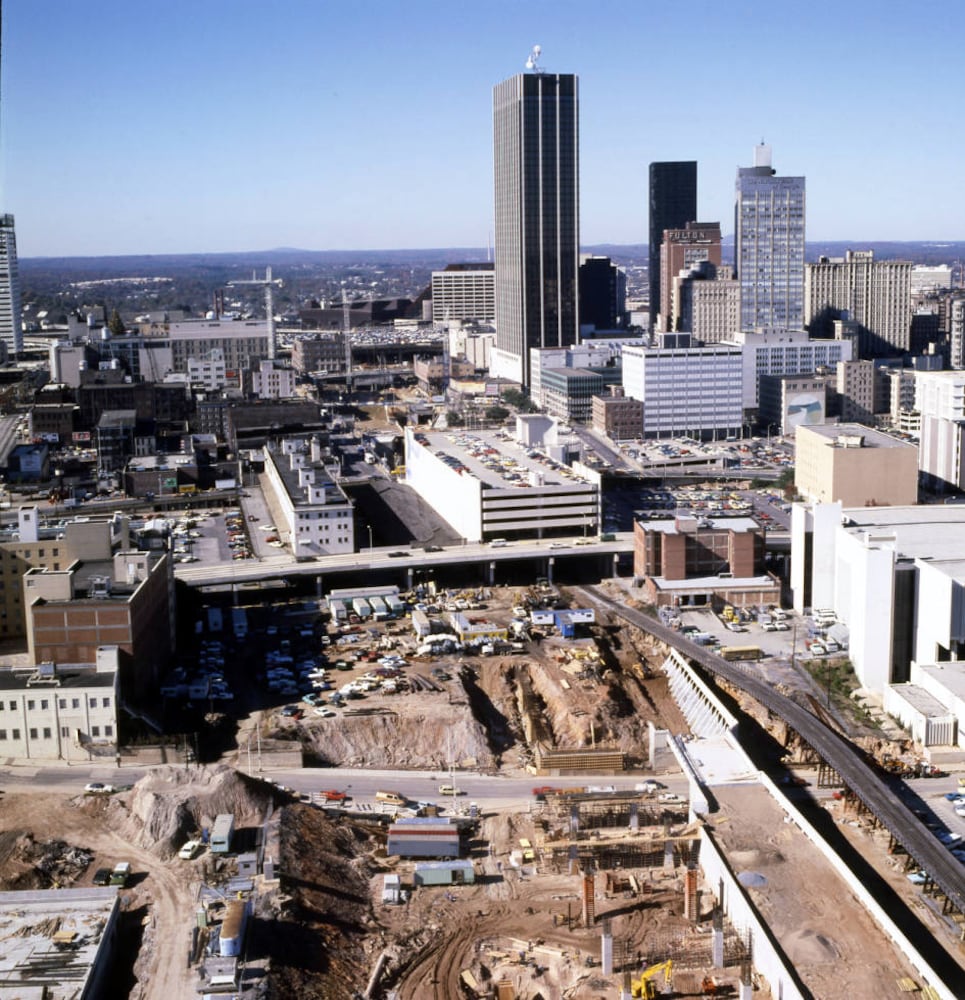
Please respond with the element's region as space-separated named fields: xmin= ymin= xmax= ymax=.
xmin=89 ymin=575 xmax=112 ymax=599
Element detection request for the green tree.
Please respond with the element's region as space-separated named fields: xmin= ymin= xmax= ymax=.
xmin=108 ymin=308 xmax=126 ymax=336
xmin=485 ymin=405 xmax=510 ymax=422
xmin=446 ymin=410 xmax=465 ymax=427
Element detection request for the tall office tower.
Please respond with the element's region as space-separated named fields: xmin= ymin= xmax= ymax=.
xmin=805 ymin=250 xmax=912 ymax=357
xmin=0 ymin=216 xmax=23 ymax=356
xmin=734 ymin=144 xmax=805 ymax=332
xmin=658 ymin=221 xmax=722 ymax=331
xmin=578 ymin=255 xmax=627 ymax=332
xmin=492 ymin=70 xmax=579 ymax=388
xmin=648 ymin=162 xmax=697 ymax=331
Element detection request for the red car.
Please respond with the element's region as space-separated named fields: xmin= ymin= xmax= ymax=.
xmin=319 ymin=790 xmax=348 ymax=801
xmin=532 ymin=786 xmax=562 ymax=797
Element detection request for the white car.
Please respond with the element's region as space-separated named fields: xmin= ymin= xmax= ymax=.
xmin=178 ymin=840 xmax=204 ymax=860
xmin=84 ymin=782 xmax=114 ymax=794
xmin=314 ymin=706 xmax=337 ymax=718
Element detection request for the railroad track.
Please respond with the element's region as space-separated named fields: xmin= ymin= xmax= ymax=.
xmin=577 ymin=586 xmax=965 ymax=916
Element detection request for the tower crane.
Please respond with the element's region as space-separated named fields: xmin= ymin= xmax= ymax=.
xmin=226 ymin=267 xmax=283 ymax=360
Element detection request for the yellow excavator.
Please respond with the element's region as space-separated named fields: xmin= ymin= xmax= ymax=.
xmin=631 ymin=958 xmax=673 ymax=998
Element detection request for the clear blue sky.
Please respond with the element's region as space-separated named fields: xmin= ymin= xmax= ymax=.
xmin=3 ymin=0 xmax=962 ymax=257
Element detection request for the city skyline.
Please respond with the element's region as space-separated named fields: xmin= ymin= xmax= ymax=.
xmin=2 ymin=0 xmax=964 ymax=258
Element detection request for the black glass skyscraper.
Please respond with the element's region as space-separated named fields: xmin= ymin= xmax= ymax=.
xmin=648 ymin=162 xmax=697 ymax=331
xmin=493 ymin=72 xmax=579 ymax=387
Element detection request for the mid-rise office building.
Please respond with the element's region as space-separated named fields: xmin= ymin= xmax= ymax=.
xmin=621 ymin=343 xmax=743 ymax=439
xmin=492 ymin=71 xmax=580 ymax=386
xmin=658 ymin=222 xmax=721 ymax=332
xmin=0 ymin=215 xmax=23 ymax=355
xmin=680 ymin=264 xmax=740 ymax=344
xmin=732 ymin=329 xmax=853 ymax=409
xmin=734 ymin=145 xmax=805 ymax=331
xmin=291 ymin=332 xmax=346 ymax=376
xmin=250 ymin=359 xmax=296 ymax=400
xmin=261 ymin=437 xmax=355 ymax=557
xmin=758 ymin=374 xmax=827 ymax=434
xmin=648 ymin=162 xmax=697 ymax=330
xmin=431 ymin=265 xmax=495 ymax=324
xmin=805 ymin=250 xmax=912 ymax=356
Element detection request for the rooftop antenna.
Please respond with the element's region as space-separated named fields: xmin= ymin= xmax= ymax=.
xmin=525 ymin=44 xmax=543 ymax=73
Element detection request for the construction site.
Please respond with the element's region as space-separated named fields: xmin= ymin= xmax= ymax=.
xmin=0 ymin=581 xmax=961 ymax=999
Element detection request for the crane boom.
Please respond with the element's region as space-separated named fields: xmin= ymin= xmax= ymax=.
xmin=226 ymin=266 xmax=283 ymax=360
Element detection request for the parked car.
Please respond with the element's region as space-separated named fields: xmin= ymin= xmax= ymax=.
xmin=84 ymin=782 xmax=114 ymax=795
xmin=280 ymin=705 xmax=302 ymax=719
xmin=178 ymin=840 xmax=203 ymax=860
xmin=92 ymin=867 xmax=113 ymax=885
xmin=318 ymin=789 xmax=348 ymax=801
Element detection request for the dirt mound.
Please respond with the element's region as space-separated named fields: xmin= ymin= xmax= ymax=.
xmin=108 ymin=765 xmax=277 ymax=857
xmin=265 ymin=804 xmax=382 ymax=998
xmin=301 ymin=707 xmax=496 ymax=770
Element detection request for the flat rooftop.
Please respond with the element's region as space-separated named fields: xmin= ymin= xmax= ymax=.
xmin=414 ymin=431 xmax=593 ymax=490
xmin=640 ymin=515 xmax=761 ymax=535
xmin=268 ymin=445 xmax=350 ymax=510
xmin=710 ymin=784 xmax=919 ymax=999
xmin=803 ymin=423 xmax=914 ymax=449
xmin=0 ymin=887 xmax=119 ymax=999
xmin=840 ymin=505 xmax=965 ymax=576
xmin=914 ymin=662 xmax=965 ymax=701
xmin=0 ymin=665 xmax=115 ymax=691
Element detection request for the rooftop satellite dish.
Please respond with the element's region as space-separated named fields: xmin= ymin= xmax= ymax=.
xmin=525 ymin=44 xmax=543 ymax=72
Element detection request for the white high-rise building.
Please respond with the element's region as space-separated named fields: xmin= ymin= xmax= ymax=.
xmin=621 ymin=343 xmax=743 ymax=439
xmin=492 ymin=71 xmax=579 ymax=387
xmin=735 ymin=145 xmax=805 ymax=332
xmin=0 ymin=215 xmax=23 ymax=355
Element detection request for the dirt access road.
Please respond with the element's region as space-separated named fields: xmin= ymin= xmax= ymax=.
xmin=0 ymin=790 xmax=197 ymax=1000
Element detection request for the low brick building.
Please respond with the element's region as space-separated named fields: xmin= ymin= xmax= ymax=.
xmin=633 ymin=514 xmax=779 ymax=608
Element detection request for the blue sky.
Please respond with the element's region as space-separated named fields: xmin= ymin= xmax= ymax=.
xmin=3 ymin=0 xmax=962 ymax=257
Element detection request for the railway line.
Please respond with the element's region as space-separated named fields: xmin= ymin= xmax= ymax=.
xmin=579 ymin=585 xmax=965 ymax=917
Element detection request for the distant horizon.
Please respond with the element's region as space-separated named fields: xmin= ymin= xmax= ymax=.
xmin=17 ymin=237 xmax=965 ymax=266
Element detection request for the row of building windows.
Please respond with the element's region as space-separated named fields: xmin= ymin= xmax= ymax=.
xmin=0 ymin=696 xmax=111 ymax=711
xmin=0 ymin=724 xmax=113 ymax=740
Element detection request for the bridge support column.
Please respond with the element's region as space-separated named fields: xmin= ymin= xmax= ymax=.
xmin=488 ymin=561 xmax=496 ymax=586
xmin=570 ymin=804 xmax=580 ymax=834
xmin=629 ymin=802 xmax=639 ymax=831
xmin=547 ymin=557 xmax=554 ymax=585
xmin=407 ymin=567 xmax=414 ymax=589
xmin=612 ymin=553 xmax=619 ymax=579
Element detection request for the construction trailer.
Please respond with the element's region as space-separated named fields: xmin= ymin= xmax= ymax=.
xmin=413 ymin=859 xmax=476 ymax=886
xmin=210 ymin=814 xmax=235 ymax=854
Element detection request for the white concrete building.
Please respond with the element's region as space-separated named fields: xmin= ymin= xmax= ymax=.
xmin=0 ymin=214 xmax=23 ymax=355
xmin=262 ymin=438 xmax=354 ymax=557
xmin=621 ymin=343 xmax=743 ymax=439
xmin=728 ymin=329 xmax=853 ymax=408
xmin=915 ymin=370 xmax=965 ymax=491
xmin=791 ymin=502 xmax=965 ymax=696
xmin=250 ymin=359 xmax=296 ymax=400
xmin=404 ymin=427 xmax=597 ymax=542
xmin=0 ymin=646 xmax=119 ymax=762
xmin=187 ymin=349 xmax=228 ymax=390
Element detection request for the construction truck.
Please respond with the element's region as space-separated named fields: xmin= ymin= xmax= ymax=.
xmin=631 ymin=959 xmax=673 ymax=998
